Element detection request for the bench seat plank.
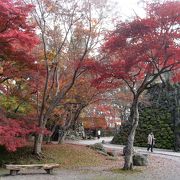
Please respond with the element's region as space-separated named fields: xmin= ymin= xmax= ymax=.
xmin=5 ymin=164 xmax=59 ymax=175
xmin=6 ymin=164 xmax=59 ymax=168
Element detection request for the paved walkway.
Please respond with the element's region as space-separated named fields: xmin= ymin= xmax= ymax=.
xmin=66 ymin=136 xmax=180 ymax=158
xmin=1 ymin=137 xmax=180 ymax=180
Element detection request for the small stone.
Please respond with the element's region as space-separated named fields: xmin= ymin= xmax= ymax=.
xmin=102 ymin=140 xmax=105 ymax=144
xmin=107 ymin=150 xmax=117 ymax=157
xmin=89 ymin=143 xmax=106 ymax=153
xmin=133 ymin=153 xmax=148 ymax=166
xmin=96 ymin=150 xmax=108 ymax=156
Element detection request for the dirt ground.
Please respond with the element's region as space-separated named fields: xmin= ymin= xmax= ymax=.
xmin=0 ymin=154 xmax=180 ymax=180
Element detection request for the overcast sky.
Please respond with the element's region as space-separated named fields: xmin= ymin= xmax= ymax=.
xmin=110 ymin=0 xmax=146 ymax=19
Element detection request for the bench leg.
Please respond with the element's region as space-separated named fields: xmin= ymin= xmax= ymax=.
xmin=45 ymin=168 xmax=53 ymax=174
xmin=10 ymin=170 xmax=19 ymax=176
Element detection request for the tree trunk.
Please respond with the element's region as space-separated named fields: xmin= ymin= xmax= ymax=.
xmin=174 ymin=84 xmax=180 ymax=151
xmin=33 ymin=116 xmax=47 ymax=155
xmin=123 ymin=98 xmax=139 ymax=170
xmin=71 ymin=106 xmax=84 ymax=130
xmin=57 ymin=110 xmax=72 ymax=144
xmin=57 ymin=104 xmax=86 ymax=144
xmin=46 ymin=124 xmax=57 ymax=144
xmin=58 ymin=130 xmax=68 ymax=144
xmin=33 ymin=133 xmax=44 ymax=155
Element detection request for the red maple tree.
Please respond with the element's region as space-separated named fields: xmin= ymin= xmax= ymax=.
xmin=88 ymin=1 xmax=180 ymax=169
xmin=0 ymin=0 xmax=39 ymax=151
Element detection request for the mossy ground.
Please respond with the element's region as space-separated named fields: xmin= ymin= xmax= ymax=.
xmin=111 ymin=168 xmax=142 ymax=174
xmin=0 ymin=144 xmax=120 ymax=170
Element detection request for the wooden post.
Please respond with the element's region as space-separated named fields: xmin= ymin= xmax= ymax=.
xmin=45 ymin=168 xmax=53 ymax=174
xmin=10 ymin=170 xmax=19 ymax=176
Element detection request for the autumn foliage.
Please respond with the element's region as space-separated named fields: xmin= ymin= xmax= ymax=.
xmin=91 ymin=2 xmax=180 ymax=87
xmin=0 ymin=0 xmax=179 ymax=156
xmin=86 ymin=1 xmax=180 ymax=170
xmin=0 ymin=0 xmax=38 ymax=151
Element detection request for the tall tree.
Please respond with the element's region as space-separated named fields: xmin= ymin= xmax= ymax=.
xmin=28 ymin=0 xmax=111 ymax=154
xmin=0 ymin=0 xmax=38 ymax=151
xmin=88 ymin=1 xmax=180 ymax=169
xmin=56 ymin=74 xmax=110 ymax=143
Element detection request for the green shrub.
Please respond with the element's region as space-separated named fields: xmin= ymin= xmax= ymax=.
xmin=112 ymin=83 xmax=178 ymax=150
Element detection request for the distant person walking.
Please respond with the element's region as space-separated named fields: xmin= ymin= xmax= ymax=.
xmin=97 ymin=129 xmax=101 ymax=139
xmin=147 ymin=132 xmax=155 ymax=152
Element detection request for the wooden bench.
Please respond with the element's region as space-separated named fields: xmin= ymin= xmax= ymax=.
xmin=5 ymin=164 xmax=60 ymax=175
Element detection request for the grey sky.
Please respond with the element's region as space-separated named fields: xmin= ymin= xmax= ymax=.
xmin=112 ymin=0 xmax=146 ymax=19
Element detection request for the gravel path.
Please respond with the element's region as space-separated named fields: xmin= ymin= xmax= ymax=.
xmin=1 ymin=154 xmax=180 ymax=180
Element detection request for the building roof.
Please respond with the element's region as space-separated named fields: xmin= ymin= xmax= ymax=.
xmin=81 ymin=117 xmax=107 ymax=129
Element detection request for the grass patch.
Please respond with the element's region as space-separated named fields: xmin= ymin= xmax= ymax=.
xmin=111 ymin=168 xmax=142 ymax=174
xmin=0 ymin=144 xmax=117 ymax=169
xmin=0 ymin=168 xmax=8 ymax=176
